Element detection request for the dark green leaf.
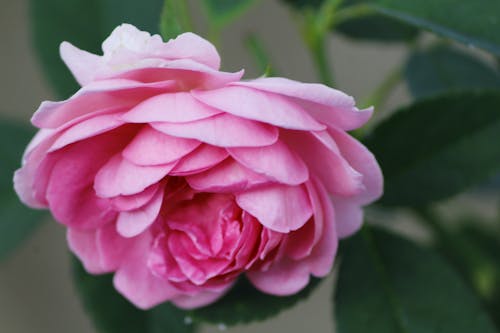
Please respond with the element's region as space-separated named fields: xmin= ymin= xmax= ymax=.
xmin=336 ymin=0 xmax=419 ymax=42
xmin=72 ymin=258 xmax=197 ymax=333
xmin=0 ymin=119 xmax=45 ymax=261
xmin=189 ymin=277 xmax=321 ymax=326
xmin=364 ymin=0 xmax=500 ymax=55
xmin=364 ymin=91 xmax=500 ymax=206
xmin=405 ymin=44 xmax=500 ymax=99
xmin=29 ymin=0 xmax=102 ymax=98
xmin=29 ymin=0 xmax=163 ymax=98
xmin=282 ymin=0 xmax=325 ymax=9
xmin=202 ymin=0 xmax=259 ymax=28
xmin=335 ymin=226 xmax=498 ymax=333
xmin=433 ymin=221 xmax=500 ymax=329
xmin=100 ymin=0 xmax=163 ymax=37
xmin=336 ymin=14 xmax=418 ymax=42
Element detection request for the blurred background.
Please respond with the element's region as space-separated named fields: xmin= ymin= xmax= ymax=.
xmin=0 ymin=0 xmax=497 ymax=332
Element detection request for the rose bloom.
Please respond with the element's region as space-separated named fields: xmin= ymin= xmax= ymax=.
xmin=14 ymin=24 xmax=382 ymax=309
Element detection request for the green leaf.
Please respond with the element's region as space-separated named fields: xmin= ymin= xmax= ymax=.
xmin=189 ymin=277 xmax=321 ymax=326
xmin=335 ymin=0 xmax=419 ymax=42
xmin=433 ymin=221 xmax=500 ymax=329
xmin=0 ymin=119 xmax=45 ymax=261
xmin=72 ymin=258 xmax=197 ymax=333
xmin=405 ymin=44 xmax=500 ymax=99
xmin=29 ymin=0 xmax=102 ymax=98
xmin=335 ymin=226 xmax=498 ymax=333
xmin=29 ymin=0 xmax=164 ymax=98
xmin=202 ymin=0 xmax=259 ymax=28
xmin=363 ymin=0 xmax=500 ymax=55
xmin=100 ymin=0 xmax=164 ymax=36
xmin=282 ymin=0 xmax=325 ymax=9
xmin=363 ymin=91 xmax=500 ymax=206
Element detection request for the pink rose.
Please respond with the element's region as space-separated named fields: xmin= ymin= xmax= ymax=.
xmin=14 ymin=24 xmax=382 ymax=309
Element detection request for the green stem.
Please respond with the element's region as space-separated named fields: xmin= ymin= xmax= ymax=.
xmin=309 ymin=34 xmax=335 ymax=86
xmin=160 ymin=0 xmax=193 ymax=40
xmin=351 ymin=66 xmax=402 ymax=138
xmin=244 ymin=34 xmax=277 ymax=76
xmin=361 ymin=66 xmax=402 ymax=109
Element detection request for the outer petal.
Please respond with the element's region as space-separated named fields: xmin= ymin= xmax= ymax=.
xmin=236 ymin=184 xmax=313 ymax=233
xmin=172 ymin=286 xmax=232 ymax=310
xmin=116 ymin=187 xmax=165 ymax=238
xmin=152 ymin=113 xmax=279 ymax=148
xmin=115 ymin=61 xmax=244 ymax=90
xmin=247 ymin=258 xmax=311 ymax=296
xmin=281 ymin=130 xmax=363 ymax=196
xmin=94 ymin=154 xmax=174 ymax=198
xmin=170 ymin=144 xmax=228 ymax=176
xmin=111 ymin=184 xmax=159 ymax=211
xmin=306 ymin=179 xmax=338 ymax=276
xmin=187 ymin=158 xmax=269 ymax=193
xmin=122 ymin=126 xmax=200 ymax=166
xmin=192 ymin=86 xmax=325 ymax=131
xmin=157 ymin=32 xmax=221 ymax=69
xmin=14 ymin=129 xmax=59 ymax=208
xmin=32 ymin=79 xmax=175 ymax=128
xmin=233 ymin=77 xmax=373 ymax=131
xmin=331 ymin=197 xmax=363 ymax=239
xmin=67 ymin=223 xmax=132 ymax=274
xmin=45 ymin=130 xmax=131 ymax=228
xmin=228 ymin=139 xmax=309 ymax=186
xmin=328 ymin=126 xmax=383 ymax=204
xmin=121 ymin=92 xmax=221 ymax=123
xmin=49 ymin=112 xmax=125 ymax=152
xmin=102 ymin=24 xmax=221 ymax=69
xmin=60 ymin=41 xmax=106 ymax=86
xmin=113 ymin=232 xmax=182 ymax=310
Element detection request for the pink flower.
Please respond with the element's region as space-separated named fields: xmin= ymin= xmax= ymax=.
xmin=14 ymin=24 xmax=382 ymax=309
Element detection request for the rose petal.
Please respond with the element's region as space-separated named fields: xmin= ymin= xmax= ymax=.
xmin=228 ymin=139 xmax=309 ymax=186
xmin=247 ymin=258 xmax=311 ymax=296
xmin=115 ymin=61 xmax=244 ymax=90
xmin=170 ymin=144 xmax=228 ymax=176
xmin=122 ymin=126 xmax=200 ymax=166
xmin=49 ymin=112 xmax=126 ymax=152
xmin=236 ymin=184 xmax=313 ymax=233
xmin=122 ymin=92 xmax=222 ymax=123
xmin=234 ymin=77 xmax=372 ymax=130
xmin=60 ymin=41 xmax=105 ymax=86
xmin=328 ymin=126 xmax=383 ymax=204
xmin=111 ymin=184 xmax=159 ymax=211
xmin=32 ymin=79 xmax=175 ymax=128
xmin=67 ymin=223 xmax=132 ymax=274
xmin=152 ymin=113 xmax=279 ymax=147
xmin=282 ymin=130 xmax=363 ymax=196
xmin=172 ymin=286 xmax=232 ymax=310
xmin=306 ymin=179 xmax=338 ymax=276
xmin=102 ymin=25 xmax=221 ymax=69
xmin=116 ymin=187 xmax=165 ymax=237
xmin=187 ymin=158 xmax=270 ymax=193
xmin=192 ymin=86 xmax=325 ymax=131
xmin=45 ymin=131 xmax=131 ymax=228
xmin=94 ymin=154 xmax=174 ymax=198
xmin=113 ymin=233 xmax=182 ymax=310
